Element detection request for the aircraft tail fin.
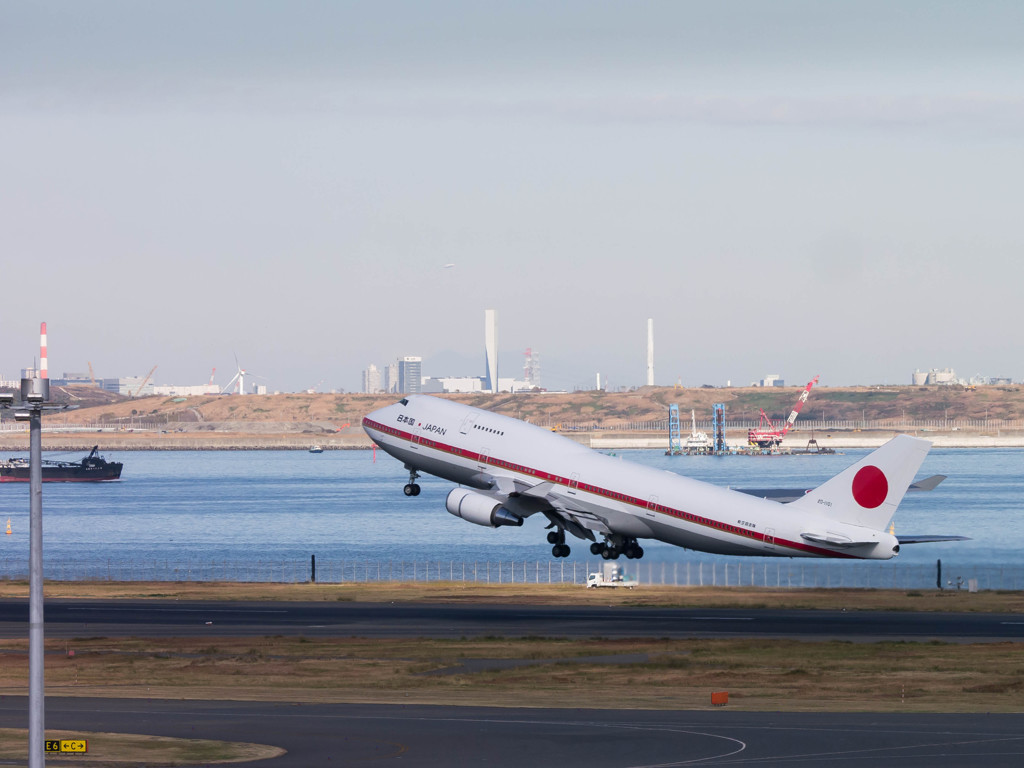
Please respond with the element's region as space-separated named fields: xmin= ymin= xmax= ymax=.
xmin=787 ymin=435 xmax=931 ymax=530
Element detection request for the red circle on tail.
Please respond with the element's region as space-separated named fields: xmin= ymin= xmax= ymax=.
xmin=852 ymin=465 xmax=888 ymax=508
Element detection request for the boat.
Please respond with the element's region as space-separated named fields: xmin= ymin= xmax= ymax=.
xmin=0 ymin=446 xmax=123 ymax=482
xmin=683 ymin=409 xmax=712 ymax=453
xmin=308 ymin=445 xmax=324 ymax=454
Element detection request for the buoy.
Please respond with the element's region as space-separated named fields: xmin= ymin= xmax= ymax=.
xmin=5 ymin=519 xmax=10 ymax=535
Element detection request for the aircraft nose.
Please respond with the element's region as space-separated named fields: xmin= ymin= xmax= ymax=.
xmin=362 ymin=402 xmax=397 ymax=437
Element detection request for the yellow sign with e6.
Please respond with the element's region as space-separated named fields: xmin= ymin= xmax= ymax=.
xmin=45 ymin=739 xmax=88 ymax=753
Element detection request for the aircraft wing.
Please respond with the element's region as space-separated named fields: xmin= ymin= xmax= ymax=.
xmin=736 ymin=475 xmax=947 ymax=504
xmin=518 ymin=482 xmax=609 ymax=540
xmin=468 ymin=476 xmax=609 ymax=541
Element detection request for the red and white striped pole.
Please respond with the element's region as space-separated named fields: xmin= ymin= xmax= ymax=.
xmin=39 ymin=322 xmax=48 ymax=380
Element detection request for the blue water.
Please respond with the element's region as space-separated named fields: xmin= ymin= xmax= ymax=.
xmin=0 ymin=447 xmax=1021 ymax=579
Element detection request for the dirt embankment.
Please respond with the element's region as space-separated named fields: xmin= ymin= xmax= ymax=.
xmin=32 ymin=384 xmax=1024 ymax=428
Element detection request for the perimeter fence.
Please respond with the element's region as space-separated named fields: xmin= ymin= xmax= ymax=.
xmin=1 ymin=557 xmax=1021 ymax=591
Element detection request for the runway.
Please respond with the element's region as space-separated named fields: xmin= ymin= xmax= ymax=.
xmin=0 ymin=598 xmax=1022 ymax=641
xmin=1 ymin=697 xmax=1023 ymax=767
xmin=1 ymin=600 xmax=1021 ymax=767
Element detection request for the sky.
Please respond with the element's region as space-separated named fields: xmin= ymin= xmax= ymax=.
xmin=2 ymin=1 xmax=1023 ymax=393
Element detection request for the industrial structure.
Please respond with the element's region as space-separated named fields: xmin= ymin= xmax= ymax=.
xmin=363 ymin=309 xmax=532 ymax=395
xmin=523 ymin=348 xmax=540 ymax=389
xmin=747 ymin=376 xmax=819 ymax=449
xmin=669 ymin=383 xmax=819 ymax=456
xmin=484 ymin=309 xmax=498 ymax=393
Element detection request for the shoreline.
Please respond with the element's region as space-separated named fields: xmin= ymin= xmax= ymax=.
xmin=0 ymin=429 xmax=1022 ymax=451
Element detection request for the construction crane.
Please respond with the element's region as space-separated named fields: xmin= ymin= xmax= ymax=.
xmin=132 ymin=365 xmax=158 ymax=398
xmin=748 ymin=376 xmax=819 ymax=449
xmin=88 ymin=361 xmax=96 ymax=386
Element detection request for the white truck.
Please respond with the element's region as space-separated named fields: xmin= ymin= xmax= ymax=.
xmin=586 ymin=563 xmax=639 ymax=588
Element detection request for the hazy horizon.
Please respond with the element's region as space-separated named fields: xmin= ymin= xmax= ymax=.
xmin=3 ymin=2 xmax=1022 ymax=392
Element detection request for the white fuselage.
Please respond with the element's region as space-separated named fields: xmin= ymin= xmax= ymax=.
xmin=363 ymin=395 xmax=898 ymax=560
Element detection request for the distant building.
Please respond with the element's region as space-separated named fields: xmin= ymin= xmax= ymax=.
xmin=152 ymin=384 xmax=220 ymax=396
xmin=500 ymin=377 xmax=534 ymax=393
xmin=52 ymin=372 xmax=93 ymax=386
xmin=423 ymin=376 xmax=483 ymax=394
xmin=384 ymin=363 xmax=398 ymax=394
xmin=760 ymin=374 xmax=785 ymax=387
xmin=362 ymin=364 xmax=382 ymax=394
xmin=914 ymin=368 xmax=958 ymax=386
xmin=398 ymin=356 xmax=422 ymax=394
xmin=102 ymin=376 xmax=154 ymax=397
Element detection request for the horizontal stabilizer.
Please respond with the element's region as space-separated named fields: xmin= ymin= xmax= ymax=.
xmin=801 ymin=531 xmax=880 ymax=548
xmin=896 ymin=534 xmax=971 ymax=545
xmin=908 ymin=474 xmax=946 ymax=492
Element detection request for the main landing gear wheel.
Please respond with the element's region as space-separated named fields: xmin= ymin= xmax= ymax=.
xmin=624 ymin=543 xmax=644 ymax=559
xmin=590 ymin=542 xmax=604 ymax=555
xmin=547 ymin=528 xmax=568 ymax=557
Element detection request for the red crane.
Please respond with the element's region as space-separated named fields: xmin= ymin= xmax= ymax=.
xmin=748 ymin=376 xmax=819 ymax=449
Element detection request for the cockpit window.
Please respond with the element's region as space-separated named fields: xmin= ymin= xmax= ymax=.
xmin=400 ymin=398 xmax=409 ymax=406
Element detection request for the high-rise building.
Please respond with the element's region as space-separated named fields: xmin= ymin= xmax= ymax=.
xmin=384 ymin=363 xmax=398 ymax=393
xmin=362 ymin=363 xmax=382 ymax=394
xmin=484 ymin=309 xmax=498 ymax=393
xmin=398 ymin=356 xmax=422 ymax=394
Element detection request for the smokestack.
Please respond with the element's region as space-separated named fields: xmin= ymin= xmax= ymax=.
xmin=39 ymin=322 xmax=48 ymax=380
xmin=646 ymin=318 xmax=654 ymax=387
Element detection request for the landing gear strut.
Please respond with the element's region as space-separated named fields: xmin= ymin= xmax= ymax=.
xmin=547 ymin=528 xmax=570 ymax=558
xmin=403 ymin=467 xmax=421 ymax=497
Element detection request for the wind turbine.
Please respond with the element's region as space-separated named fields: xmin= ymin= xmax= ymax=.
xmin=221 ymin=356 xmax=264 ymax=395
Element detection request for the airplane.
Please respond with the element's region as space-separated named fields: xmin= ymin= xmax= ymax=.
xmin=362 ymin=395 xmax=968 ymax=561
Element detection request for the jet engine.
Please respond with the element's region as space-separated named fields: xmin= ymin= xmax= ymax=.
xmin=446 ymin=488 xmax=523 ymax=528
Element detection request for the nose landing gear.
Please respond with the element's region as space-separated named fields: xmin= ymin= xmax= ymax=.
xmin=403 ymin=468 xmax=421 ymax=496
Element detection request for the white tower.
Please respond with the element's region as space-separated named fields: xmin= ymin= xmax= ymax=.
xmin=484 ymin=309 xmax=498 ymax=393
xmin=646 ymin=318 xmax=655 ymax=387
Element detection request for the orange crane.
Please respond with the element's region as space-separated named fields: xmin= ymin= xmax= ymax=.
xmin=748 ymin=376 xmax=819 ymax=449
xmin=132 ymin=365 xmax=158 ymax=398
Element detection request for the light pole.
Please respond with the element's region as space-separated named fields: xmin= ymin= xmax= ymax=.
xmin=2 ymin=375 xmax=68 ymax=768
